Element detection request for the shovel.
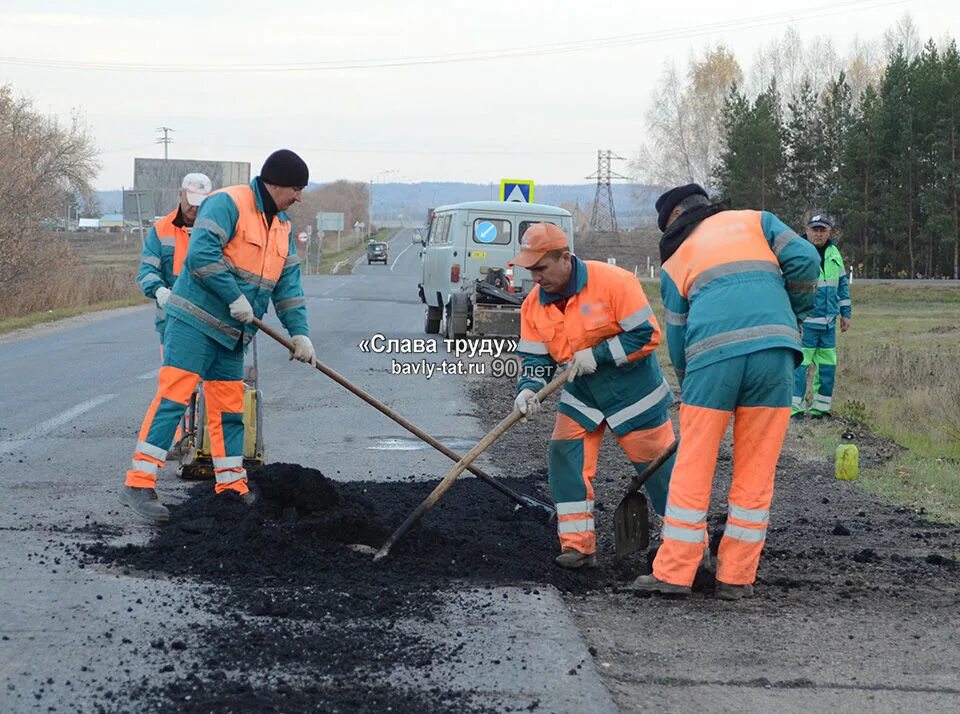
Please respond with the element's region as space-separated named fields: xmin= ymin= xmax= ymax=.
xmin=374 ymin=369 xmax=570 ymax=561
xmin=613 ymin=440 xmax=678 ymax=559
xmin=252 ymin=317 xmax=556 ymax=523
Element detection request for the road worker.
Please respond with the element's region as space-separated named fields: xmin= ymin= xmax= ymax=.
xmin=511 ymin=223 xmax=677 ymax=569
xmin=792 ymin=214 xmax=852 ymax=419
xmin=120 ymin=150 xmax=316 ymax=523
xmin=631 ymin=184 xmax=819 ymax=599
xmin=136 ymin=173 xmax=212 ymax=453
xmin=137 ymin=172 xmax=213 ymax=344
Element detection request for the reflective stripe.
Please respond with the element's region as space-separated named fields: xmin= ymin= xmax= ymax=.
xmin=213 ymin=456 xmax=244 ymax=469
xmin=193 ymin=261 xmax=229 ymax=279
xmin=275 ymin=297 xmax=306 ymax=313
xmin=138 ymin=274 xmax=162 ymax=290
xmin=283 ymin=254 xmax=301 ymax=268
xmin=664 ymin=308 xmax=687 ymax=326
xmin=690 ymin=261 xmax=781 ymax=297
xmin=557 ymin=517 xmax=595 ymax=534
xmin=606 ymin=380 xmax=672 ymax=429
xmin=556 ymin=500 xmax=594 ymax=516
xmin=518 ymin=339 xmax=549 ymax=355
xmin=559 ymin=391 xmax=605 ymax=425
xmin=619 ymin=305 xmax=654 ymax=331
xmin=662 ymin=522 xmax=706 ymax=543
xmin=818 ymin=279 xmax=839 ymax=288
xmin=812 ymin=396 xmax=832 ymax=410
xmin=724 ymin=523 xmax=767 ymax=543
xmin=803 ymin=316 xmax=831 ymax=325
xmin=136 ymin=441 xmax=167 ymax=461
xmin=773 ymin=229 xmax=800 ymax=256
xmin=130 ymin=459 xmax=158 ymax=475
xmin=195 ymin=217 xmax=230 ymax=246
xmin=141 ymin=256 xmax=161 ymax=269
xmin=607 ymin=335 xmax=628 ymax=366
xmin=159 ymin=237 xmax=176 ymax=248
xmin=215 ymin=468 xmax=248 ymax=484
xmin=685 ymin=324 xmax=799 ymax=361
xmin=838 ymin=299 xmax=851 ymax=307
xmin=792 ymin=396 xmax=803 ymax=408
xmin=786 ymin=279 xmax=817 ymax=293
xmin=166 ymin=294 xmax=243 ymax=342
xmin=224 ymin=257 xmax=278 ymax=291
xmin=729 ymin=504 xmax=768 ymax=523
xmin=666 ymin=504 xmax=707 ymax=525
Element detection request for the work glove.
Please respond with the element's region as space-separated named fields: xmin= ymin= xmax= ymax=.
xmin=289 ymin=335 xmax=316 ymax=365
xmin=514 ymin=388 xmax=541 ymax=422
xmin=155 ymin=286 xmax=172 ymax=309
xmin=566 ymin=347 xmax=598 ymax=382
xmin=229 ymin=295 xmax=255 ymax=324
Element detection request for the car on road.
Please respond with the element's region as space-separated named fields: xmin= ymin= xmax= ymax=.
xmin=366 ymin=241 xmax=389 ymax=265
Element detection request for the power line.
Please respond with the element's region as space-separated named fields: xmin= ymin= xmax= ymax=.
xmin=0 ymin=0 xmax=905 ymax=74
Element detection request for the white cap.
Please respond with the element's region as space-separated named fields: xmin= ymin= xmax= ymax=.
xmin=181 ymin=173 xmax=212 ymax=206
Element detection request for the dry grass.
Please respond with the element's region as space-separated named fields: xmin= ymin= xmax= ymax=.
xmin=0 ymin=230 xmax=143 ymax=321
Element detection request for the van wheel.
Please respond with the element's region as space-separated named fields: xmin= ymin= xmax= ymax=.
xmin=445 ymin=294 xmax=469 ymax=339
xmin=424 ymin=305 xmax=442 ymax=334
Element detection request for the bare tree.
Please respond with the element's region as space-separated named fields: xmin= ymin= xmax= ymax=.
xmin=883 ymin=13 xmax=922 ymax=59
xmin=0 ymin=84 xmax=99 ymax=287
xmin=635 ymin=45 xmax=742 ymax=191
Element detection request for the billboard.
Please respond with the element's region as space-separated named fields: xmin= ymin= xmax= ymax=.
xmin=316 ymin=212 xmax=345 ymax=232
xmin=132 ymin=157 xmax=251 ymax=217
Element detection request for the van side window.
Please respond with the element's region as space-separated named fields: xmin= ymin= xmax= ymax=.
xmin=473 ymin=218 xmax=512 ymax=245
xmin=438 ymin=215 xmax=451 ymax=244
xmin=519 ymin=221 xmax=557 ymax=242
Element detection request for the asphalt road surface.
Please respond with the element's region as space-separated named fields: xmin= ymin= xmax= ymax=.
xmin=0 ymin=228 xmax=616 ymax=712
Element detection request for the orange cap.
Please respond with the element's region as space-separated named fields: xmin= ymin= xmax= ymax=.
xmin=508 ymin=223 xmax=570 ymax=268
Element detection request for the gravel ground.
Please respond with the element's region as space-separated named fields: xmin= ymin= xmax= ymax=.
xmin=468 ymin=374 xmax=960 ymax=712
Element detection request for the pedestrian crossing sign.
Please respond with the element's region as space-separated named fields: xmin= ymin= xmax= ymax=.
xmin=499 ymin=179 xmax=535 ymax=203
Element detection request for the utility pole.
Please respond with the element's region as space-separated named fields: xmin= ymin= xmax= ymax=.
xmin=586 ymin=150 xmax=628 ymax=234
xmin=156 ymin=126 xmax=174 ymax=160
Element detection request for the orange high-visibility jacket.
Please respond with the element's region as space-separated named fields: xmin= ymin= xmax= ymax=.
xmin=516 ymin=258 xmax=672 ymax=435
xmin=166 ymin=179 xmax=308 ymax=349
xmin=137 ymin=208 xmax=191 ymax=335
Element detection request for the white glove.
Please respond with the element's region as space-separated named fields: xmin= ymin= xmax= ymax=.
xmin=229 ymin=295 xmax=255 ymax=324
xmin=289 ymin=335 xmax=316 ymax=365
xmin=514 ymin=388 xmax=541 ymax=422
xmin=566 ymin=347 xmax=598 ymax=382
xmin=155 ymin=286 xmax=171 ymax=309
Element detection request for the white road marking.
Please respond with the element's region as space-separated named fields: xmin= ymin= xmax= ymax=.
xmin=0 ymin=394 xmax=117 ymax=454
xmin=390 ymin=242 xmax=415 ymax=272
xmin=137 ymin=369 xmax=158 ymax=380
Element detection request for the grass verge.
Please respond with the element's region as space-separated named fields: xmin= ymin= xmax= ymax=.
xmin=0 ymin=296 xmax=148 ymax=335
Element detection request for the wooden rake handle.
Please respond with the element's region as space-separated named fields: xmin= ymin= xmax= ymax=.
xmin=374 ymin=369 xmax=570 ymax=561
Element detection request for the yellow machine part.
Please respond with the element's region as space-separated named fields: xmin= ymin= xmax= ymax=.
xmin=198 ymin=385 xmax=260 ymax=461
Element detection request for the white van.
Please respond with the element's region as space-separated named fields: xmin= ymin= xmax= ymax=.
xmin=416 ymin=201 xmax=574 ymax=337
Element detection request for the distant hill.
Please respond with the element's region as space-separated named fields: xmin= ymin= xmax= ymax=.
xmin=96 ymin=182 xmax=662 ymax=228
xmin=367 ymin=182 xmax=660 ymax=229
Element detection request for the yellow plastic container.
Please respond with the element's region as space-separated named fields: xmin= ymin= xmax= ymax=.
xmin=835 ymin=432 xmax=859 ymax=481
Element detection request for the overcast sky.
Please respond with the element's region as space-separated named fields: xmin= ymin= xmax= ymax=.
xmin=0 ymin=0 xmax=954 ymax=189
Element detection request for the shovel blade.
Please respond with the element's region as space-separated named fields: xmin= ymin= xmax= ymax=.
xmin=614 ymin=491 xmax=650 ymax=559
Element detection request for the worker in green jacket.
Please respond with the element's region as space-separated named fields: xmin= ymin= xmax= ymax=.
xmin=792 ymin=214 xmax=852 ymax=419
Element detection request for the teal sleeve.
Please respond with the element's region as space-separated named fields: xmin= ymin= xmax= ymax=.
xmin=761 ymin=211 xmax=819 ymax=320
xmin=185 ymin=193 xmax=243 ymax=305
xmin=660 ymin=270 xmax=688 ymax=383
xmin=272 ymin=226 xmax=310 ymax=337
xmin=837 ymin=266 xmax=852 ymax=318
xmin=137 ymin=227 xmax=165 ymax=298
xmin=516 ymin=351 xmax=557 ymax=394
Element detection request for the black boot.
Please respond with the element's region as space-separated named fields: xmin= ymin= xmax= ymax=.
xmin=119 ymin=486 xmax=170 ymax=524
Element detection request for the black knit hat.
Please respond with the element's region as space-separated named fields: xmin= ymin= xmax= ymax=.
xmin=260 ymin=149 xmax=309 ymax=188
xmin=655 ymin=183 xmax=708 ymax=232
